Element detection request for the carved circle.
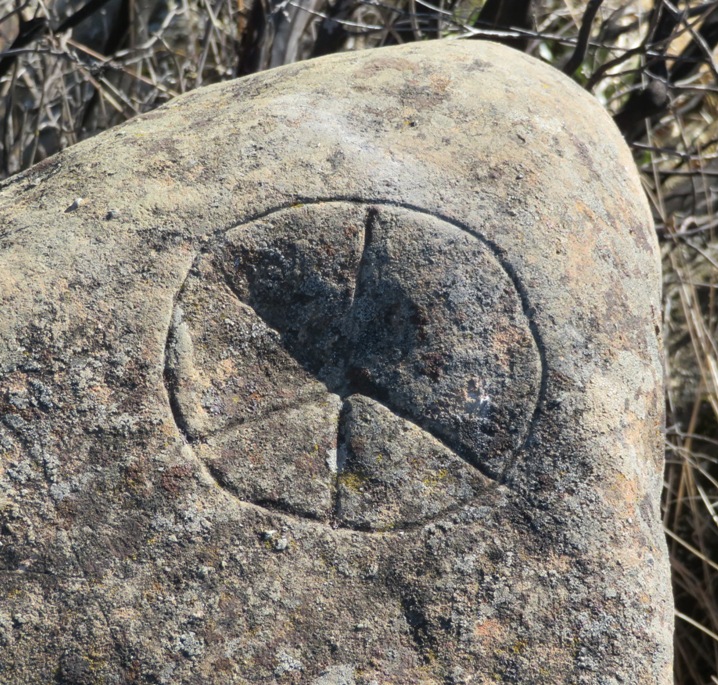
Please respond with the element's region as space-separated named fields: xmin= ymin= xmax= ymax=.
xmin=164 ymin=201 xmax=543 ymax=531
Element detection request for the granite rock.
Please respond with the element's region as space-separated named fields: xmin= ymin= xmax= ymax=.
xmin=0 ymin=39 xmax=672 ymax=683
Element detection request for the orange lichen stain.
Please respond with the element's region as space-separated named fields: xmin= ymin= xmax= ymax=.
xmin=429 ymin=74 xmax=452 ymax=93
xmin=474 ymin=617 xmax=504 ymax=639
xmin=574 ymin=199 xmax=600 ymax=224
xmin=603 ymin=414 xmax=653 ymax=517
xmin=87 ymin=382 xmax=113 ymax=406
xmin=111 ymin=606 xmax=140 ymax=622
xmin=564 ymin=223 xmax=599 ymax=288
xmin=541 ymin=552 xmax=573 ymax=575
xmin=488 ymin=324 xmax=535 ymax=371
xmin=604 ymin=470 xmax=640 ymax=516
xmin=215 ymin=357 xmax=237 ymax=382
xmin=157 ymin=420 xmax=179 ymax=439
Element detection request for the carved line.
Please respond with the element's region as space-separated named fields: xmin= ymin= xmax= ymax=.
xmin=163 ymin=311 xmax=196 ymax=443
xmin=193 ymin=392 xmax=334 ymax=441
xmin=346 ymin=206 xmax=376 ymax=310
xmin=203 ymin=467 xmax=496 ymax=535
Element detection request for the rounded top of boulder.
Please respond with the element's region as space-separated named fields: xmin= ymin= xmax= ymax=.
xmin=0 ymin=39 xmax=671 ymax=683
xmin=2 ymin=39 xmax=650 ymax=245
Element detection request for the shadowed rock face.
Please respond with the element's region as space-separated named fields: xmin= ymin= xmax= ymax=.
xmin=0 ymin=40 xmax=671 ymax=684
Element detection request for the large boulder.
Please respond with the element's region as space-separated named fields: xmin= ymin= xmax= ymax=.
xmin=0 ymin=39 xmax=672 ymax=683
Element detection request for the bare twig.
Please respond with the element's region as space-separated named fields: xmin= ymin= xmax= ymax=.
xmin=563 ymin=0 xmax=604 ymax=75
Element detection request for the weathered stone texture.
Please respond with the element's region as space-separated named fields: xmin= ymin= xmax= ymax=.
xmin=0 ymin=40 xmax=672 ymax=683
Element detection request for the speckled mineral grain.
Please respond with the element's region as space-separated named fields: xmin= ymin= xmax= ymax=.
xmin=0 ymin=40 xmax=672 ymax=684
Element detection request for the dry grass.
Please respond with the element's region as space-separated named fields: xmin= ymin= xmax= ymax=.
xmin=2 ymin=0 xmax=718 ymax=681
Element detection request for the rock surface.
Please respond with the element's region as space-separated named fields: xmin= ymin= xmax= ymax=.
xmin=0 ymin=40 xmax=672 ymax=683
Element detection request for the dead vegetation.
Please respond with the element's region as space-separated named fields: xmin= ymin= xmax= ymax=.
xmin=2 ymin=0 xmax=718 ymax=681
